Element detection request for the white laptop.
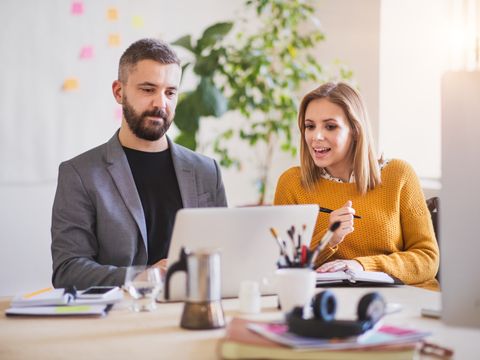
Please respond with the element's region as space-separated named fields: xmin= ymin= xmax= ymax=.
xmin=163 ymin=204 xmax=319 ymax=301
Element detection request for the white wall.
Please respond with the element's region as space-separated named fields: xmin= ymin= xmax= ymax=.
xmin=379 ymin=0 xmax=449 ymax=181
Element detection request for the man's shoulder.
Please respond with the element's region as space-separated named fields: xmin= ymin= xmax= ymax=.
xmin=171 ymin=142 xmax=216 ymax=166
xmin=62 ymin=142 xmax=108 ymax=169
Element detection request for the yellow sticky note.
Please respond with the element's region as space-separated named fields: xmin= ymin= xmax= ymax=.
xmin=63 ymin=78 xmax=79 ymax=91
xmin=107 ymin=7 xmax=118 ymax=21
xmin=131 ymin=15 xmax=144 ymax=29
xmin=108 ymin=33 xmax=121 ymax=47
xmin=55 ymin=306 xmax=90 ymax=313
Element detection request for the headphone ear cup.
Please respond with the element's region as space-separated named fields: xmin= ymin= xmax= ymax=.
xmin=290 ymin=306 xmax=305 ymax=318
xmin=312 ymin=290 xmax=336 ymax=322
xmin=357 ymin=292 xmax=386 ymax=324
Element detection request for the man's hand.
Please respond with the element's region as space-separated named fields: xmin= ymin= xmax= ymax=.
xmin=151 ymin=258 xmax=168 ymax=278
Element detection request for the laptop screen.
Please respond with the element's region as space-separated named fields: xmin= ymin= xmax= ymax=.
xmin=163 ymin=204 xmax=319 ymax=301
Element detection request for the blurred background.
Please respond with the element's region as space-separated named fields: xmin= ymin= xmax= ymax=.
xmin=0 ymin=0 xmax=477 ymax=295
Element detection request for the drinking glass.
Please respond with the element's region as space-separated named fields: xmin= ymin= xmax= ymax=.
xmin=124 ymin=266 xmax=162 ymax=312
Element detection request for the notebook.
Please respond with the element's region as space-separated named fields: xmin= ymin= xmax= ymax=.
xmin=316 ymin=270 xmax=401 ymax=287
xmin=163 ymin=205 xmax=319 ymax=301
xmin=9 ymin=286 xmax=123 ymax=308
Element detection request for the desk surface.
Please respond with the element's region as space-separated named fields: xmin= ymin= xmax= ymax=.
xmin=1 ymin=286 xmax=479 ymax=359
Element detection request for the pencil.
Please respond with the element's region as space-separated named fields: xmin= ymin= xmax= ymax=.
xmin=309 ymin=221 xmax=341 ymax=268
xmin=319 ymin=207 xmax=361 ymax=219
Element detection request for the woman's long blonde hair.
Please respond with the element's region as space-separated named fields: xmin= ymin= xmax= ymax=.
xmin=298 ymin=82 xmax=381 ymax=194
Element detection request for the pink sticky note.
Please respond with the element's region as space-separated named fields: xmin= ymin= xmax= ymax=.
xmin=71 ymin=1 xmax=84 ymax=15
xmin=79 ymin=46 xmax=94 ymax=60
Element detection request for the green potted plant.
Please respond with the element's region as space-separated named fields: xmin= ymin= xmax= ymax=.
xmin=172 ymin=22 xmax=233 ymax=150
xmin=173 ymin=0 xmax=352 ymax=204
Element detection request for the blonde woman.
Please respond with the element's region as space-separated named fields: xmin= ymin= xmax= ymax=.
xmin=274 ymin=82 xmax=439 ymax=290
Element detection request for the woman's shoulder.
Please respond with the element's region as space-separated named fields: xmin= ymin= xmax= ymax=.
xmin=277 ymin=166 xmax=302 ymax=182
xmin=382 ymin=159 xmax=419 ymax=183
xmin=383 ymin=158 xmax=416 ymax=174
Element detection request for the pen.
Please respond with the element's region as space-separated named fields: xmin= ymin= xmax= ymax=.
xmin=308 ymin=221 xmax=341 ymax=268
xmin=320 ymin=207 xmax=361 ymax=219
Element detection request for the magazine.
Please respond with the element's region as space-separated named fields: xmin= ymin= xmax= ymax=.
xmin=247 ymin=322 xmax=430 ymax=350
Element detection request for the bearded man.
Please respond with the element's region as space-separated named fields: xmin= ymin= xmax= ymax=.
xmin=51 ymin=39 xmax=227 ymax=289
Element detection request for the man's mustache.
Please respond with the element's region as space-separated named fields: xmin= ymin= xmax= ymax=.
xmin=142 ymin=109 xmax=168 ymax=120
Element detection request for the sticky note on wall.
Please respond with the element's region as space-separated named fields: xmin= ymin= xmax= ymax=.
xmin=108 ymin=33 xmax=121 ymax=47
xmin=62 ymin=78 xmax=79 ymax=91
xmin=71 ymin=1 xmax=84 ymax=15
xmin=79 ymin=45 xmax=94 ymax=60
xmin=107 ymin=7 xmax=119 ymax=21
xmin=131 ymin=15 xmax=144 ymax=29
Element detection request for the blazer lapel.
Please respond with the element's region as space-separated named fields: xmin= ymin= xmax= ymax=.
xmin=169 ymin=137 xmax=198 ymax=208
xmin=105 ymin=132 xmax=148 ymax=248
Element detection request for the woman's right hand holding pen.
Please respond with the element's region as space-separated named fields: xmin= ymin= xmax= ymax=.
xmin=328 ymin=200 xmax=356 ymax=247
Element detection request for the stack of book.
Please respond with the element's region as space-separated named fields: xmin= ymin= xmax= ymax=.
xmin=219 ymin=318 xmax=430 ymax=360
xmin=5 ymin=287 xmax=122 ymax=317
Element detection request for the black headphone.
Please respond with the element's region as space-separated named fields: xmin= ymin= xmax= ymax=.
xmin=286 ymin=290 xmax=386 ymax=338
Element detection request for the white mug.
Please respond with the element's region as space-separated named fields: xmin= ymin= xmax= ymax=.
xmin=275 ymin=268 xmax=316 ymax=314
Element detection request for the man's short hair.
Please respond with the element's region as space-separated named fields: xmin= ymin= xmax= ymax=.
xmin=118 ymin=38 xmax=180 ymax=83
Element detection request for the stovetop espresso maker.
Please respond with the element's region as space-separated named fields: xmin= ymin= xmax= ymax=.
xmin=164 ymin=247 xmax=225 ymax=330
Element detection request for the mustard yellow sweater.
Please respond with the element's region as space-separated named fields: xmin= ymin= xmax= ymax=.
xmin=274 ymin=159 xmax=439 ymax=291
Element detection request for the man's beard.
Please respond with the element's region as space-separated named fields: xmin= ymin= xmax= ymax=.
xmin=122 ymin=96 xmax=172 ymax=141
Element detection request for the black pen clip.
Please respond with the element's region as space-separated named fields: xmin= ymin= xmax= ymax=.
xmin=63 ymin=285 xmax=77 ymax=302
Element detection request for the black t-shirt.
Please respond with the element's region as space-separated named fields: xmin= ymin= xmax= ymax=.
xmin=123 ymin=146 xmax=183 ymax=265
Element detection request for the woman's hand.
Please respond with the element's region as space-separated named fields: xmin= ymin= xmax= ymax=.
xmin=316 ymin=259 xmax=364 ymax=273
xmin=328 ymin=200 xmax=356 ymax=247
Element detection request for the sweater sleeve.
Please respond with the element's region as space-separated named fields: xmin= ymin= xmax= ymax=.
xmin=355 ymin=161 xmax=440 ymax=285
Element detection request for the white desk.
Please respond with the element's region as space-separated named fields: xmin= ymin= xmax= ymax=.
xmin=1 ymin=286 xmax=479 ymax=359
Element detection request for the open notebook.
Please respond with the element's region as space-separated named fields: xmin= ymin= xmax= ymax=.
xmin=316 ymin=270 xmax=401 ymax=287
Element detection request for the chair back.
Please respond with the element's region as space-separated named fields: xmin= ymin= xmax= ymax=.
xmin=426 ymin=196 xmax=440 ymax=280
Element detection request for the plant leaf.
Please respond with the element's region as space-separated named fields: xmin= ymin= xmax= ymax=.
xmin=175 ymin=131 xmax=197 ymax=150
xmin=194 ymin=78 xmax=228 ymax=117
xmin=193 ymin=54 xmax=220 ymax=76
xmin=196 ymin=22 xmax=233 ymax=51
xmin=174 ymin=93 xmax=200 ymax=133
xmin=172 ymin=35 xmax=195 ymax=53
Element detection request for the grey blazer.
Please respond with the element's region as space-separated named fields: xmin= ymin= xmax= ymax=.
xmin=51 ymin=132 xmax=227 ymax=289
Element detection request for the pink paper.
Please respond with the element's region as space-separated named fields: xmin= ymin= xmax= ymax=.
xmin=79 ymin=46 xmax=93 ymax=60
xmin=71 ymin=1 xmax=84 ymax=15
